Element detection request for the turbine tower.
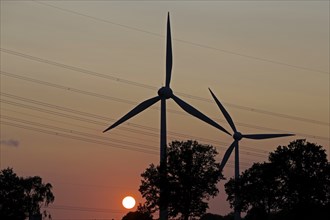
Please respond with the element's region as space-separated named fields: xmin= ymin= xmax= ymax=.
xmin=208 ymin=88 xmax=294 ymax=220
xmin=103 ymin=14 xmax=230 ymax=220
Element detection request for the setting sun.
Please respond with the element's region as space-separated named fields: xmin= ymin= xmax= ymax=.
xmin=122 ymin=196 xmax=136 ymax=209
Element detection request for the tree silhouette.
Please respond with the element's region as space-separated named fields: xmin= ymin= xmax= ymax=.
xmin=139 ymin=140 xmax=222 ymax=220
xmin=225 ymin=162 xmax=280 ymax=216
xmin=201 ymin=213 xmax=235 ymax=220
xmin=0 ymin=168 xmax=54 ymax=219
xmin=225 ymin=139 xmax=330 ymax=220
xmin=0 ymin=168 xmax=26 ymax=220
xmin=122 ymin=211 xmax=153 ymax=220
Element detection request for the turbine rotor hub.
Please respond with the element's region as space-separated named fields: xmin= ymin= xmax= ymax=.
xmin=158 ymin=87 xmax=173 ymax=99
xmin=233 ymin=132 xmax=243 ymax=141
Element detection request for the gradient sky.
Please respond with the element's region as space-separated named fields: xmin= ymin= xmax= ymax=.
xmin=1 ymin=1 xmax=329 ymax=219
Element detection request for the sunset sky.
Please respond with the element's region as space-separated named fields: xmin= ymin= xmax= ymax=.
xmin=1 ymin=1 xmax=329 ymax=219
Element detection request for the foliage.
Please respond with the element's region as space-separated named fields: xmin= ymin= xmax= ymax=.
xmin=201 ymin=213 xmax=234 ymax=220
xmin=139 ymin=140 xmax=222 ymax=220
xmin=225 ymin=162 xmax=280 ymax=214
xmin=136 ymin=202 xmax=153 ymax=218
xmin=122 ymin=210 xmax=153 ymax=220
xmin=268 ymin=139 xmax=329 ymax=210
xmin=0 ymin=168 xmax=26 ymax=220
xmin=225 ymin=139 xmax=330 ymax=220
xmin=0 ymin=168 xmax=55 ymax=219
xmin=201 ymin=213 xmax=223 ymax=220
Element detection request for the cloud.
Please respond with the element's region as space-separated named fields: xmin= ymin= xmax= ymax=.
xmin=0 ymin=139 xmax=20 ymax=147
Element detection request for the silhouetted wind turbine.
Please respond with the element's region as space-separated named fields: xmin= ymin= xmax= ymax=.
xmin=208 ymin=88 xmax=294 ymax=220
xmin=103 ymin=14 xmax=230 ymax=220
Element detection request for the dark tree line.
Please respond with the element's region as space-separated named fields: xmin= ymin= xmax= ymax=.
xmin=139 ymin=140 xmax=222 ymax=220
xmin=225 ymin=139 xmax=330 ymax=220
xmin=0 ymin=168 xmax=55 ymax=220
xmin=126 ymin=139 xmax=330 ymax=220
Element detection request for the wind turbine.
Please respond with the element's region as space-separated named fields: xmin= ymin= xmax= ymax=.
xmin=103 ymin=14 xmax=230 ymax=220
xmin=208 ymin=88 xmax=294 ymax=220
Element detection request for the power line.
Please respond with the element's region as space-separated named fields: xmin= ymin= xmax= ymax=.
xmin=2 ymin=70 xmax=329 ymax=128
xmin=1 ymin=48 xmax=328 ymax=127
xmin=5 ymin=106 xmax=265 ymax=163
xmin=0 ymin=48 xmax=156 ymax=90
xmin=48 ymin=205 xmax=125 ymax=214
xmin=0 ymin=120 xmax=158 ymax=155
xmin=0 ymin=120 xmax=250 ymax=169
xmin=1 ymin=94 xmax=268 ymax=158
xmin=1 ymin=96 xmax=326 ymax=170
xmin=1 ymin=73 xmax=329 ymax=141
xmin=0 ymin=70 xmax=186 ymax=116
xmin=0 ymin=97 xmax=269 ymax=157
xmin=0 ymin=99 xmax=320 ymax=167
xmin=0 ymin=90 xmax=329 ymax=150
xmin=52 ymin=181 xmax=138 ymax=190
xmin=1 ymin=114 xmax=158 ymax=151
xmin=0 ymin=99 xmax=161 ymax=140
xmin=1 ymin=106 xmax=155 ymax=144
xmin=33 ymin=0 xmax=329 ymax=75
xmin=0 ymin=91 xmax=310 ymax=151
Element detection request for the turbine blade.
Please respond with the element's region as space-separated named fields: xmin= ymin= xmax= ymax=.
xmin=103 ymin=96 xmax=161 ymax=132
xmin=165 ymin=12 xmax=173 ymax=88
xmin=242 ymin=133 xmax=295 ymax=140
xmin=219 ymin=140 xmax=237 ymax=172
xmin=172 ymin=94 xmax=231 ymax=136
xmin=209 ymin=88 xmax=237 ymax=133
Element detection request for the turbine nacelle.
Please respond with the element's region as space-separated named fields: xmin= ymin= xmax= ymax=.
xmin=233 ymin=132 xmax=243 ymax=141
xmin=210 ymin=87 xmax=294 ymax=179
xmin=158 ymin=87 xmax=173 ymax=99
